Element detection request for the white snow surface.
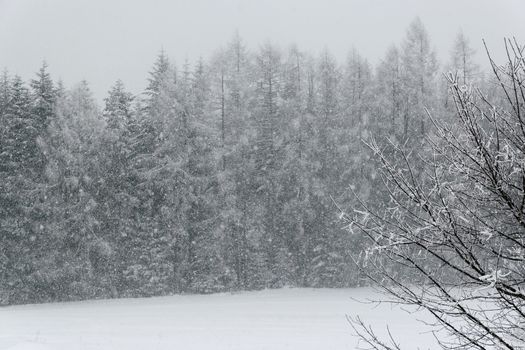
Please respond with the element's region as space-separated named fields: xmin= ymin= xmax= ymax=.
xmin=0 ymin=288 xmax=438 ymax=350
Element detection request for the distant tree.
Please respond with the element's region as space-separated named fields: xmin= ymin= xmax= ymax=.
xmin=97 ymin=80 xmax=136 ymax=296
xmin=31 ymin=62 xmax=55 ymax=130
xmin=400 ymin=17 xmax=439 ymax=139
xmin=252 ymin=43 xmax=291 ymax=287
xmin=278 ymin=44 xmax=314 ymax=285
xmin=104 ymin=79 xmax=134 ymax=130
xmin=374 ymin=45 xmax=403 ymax=139
xmin=181 ymin=59 xmax=229 ymax=293
xmin=122 ymin=52 xmax=180 ymax=296
xmin=191 ymin=58 xmax=210 ymax=118
xmin=338 ymin=48 xmax=377 ymax=286
xmin=0 ymin=70 xmax=10 ymax=120
xmin=0 ymin=74 xmax=51 ymax=303
xmin=3 ymin=76 xmax=43 ymax=177
xmin=42 ymin=81 xmax=107 ymax=299
xmin=341 ymin=47 xmax=373 ymax=178
xmin=208 ymin=36 xmax=258 ymax=290
xmin=227 ymin=30 xmax=249 ymax=110
xmin=306 ymin=48 xmax=347 ymax=287
xmin=449 ymin=31 xmax=481 ymax=86
xmin=146 ymin=49 xmax=172 ymax=103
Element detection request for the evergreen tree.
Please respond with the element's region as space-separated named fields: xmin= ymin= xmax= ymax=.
xmin=123 ymin=53 xmax=179 ymax=295
xmin=0 ymin=75 xmax=49 ymax=303
xmin=209 ymin=37 xmax=257 ymax=290
xmin=305 ymin=49 xmax=346 ymax=286
xmin=99 ymin=80 xmax=136 ymax=296
xmin=374 ymin=45 xmax=403 ymax=139
xmin=104 ymin=79 xmax=134 ymax=130
xmin=400 ymin=17 xmax=439 ymax=139
xmin=43 ymin=81 xmax=107 ymax=299
xmin=449 ymin=31 xmax=480 ymax=85
xmin=0 ymin=70 xmax=10 ymax=120
xmin=278 ymin=45 xmax=318 ymax=285
xmin=252 ymin=43 xmax=295 ymax=287
xmin=31 ymin=62 xmax=55 ymax=130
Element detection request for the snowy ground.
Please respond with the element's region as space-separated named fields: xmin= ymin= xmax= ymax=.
xmin=0 ymin=288 xmax=439 ymax=350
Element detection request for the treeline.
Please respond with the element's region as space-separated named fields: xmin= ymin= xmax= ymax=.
xmin=0 ymin=18 xmax=483 ymax=304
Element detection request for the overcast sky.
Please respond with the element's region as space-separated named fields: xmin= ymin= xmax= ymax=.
xmin=1 ymin=0 xmax=524 ymax=102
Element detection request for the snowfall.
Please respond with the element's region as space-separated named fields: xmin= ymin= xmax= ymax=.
xmin=0 ymin=288 xmax=439 ymax=350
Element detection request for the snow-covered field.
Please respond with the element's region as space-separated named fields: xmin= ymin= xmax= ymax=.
xmin=0 ymin=288 xmax=438 ymax=350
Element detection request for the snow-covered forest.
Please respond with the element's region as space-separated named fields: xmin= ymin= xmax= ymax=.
xmin=0 ymin=18 xmax=486 ymax=303
xmin=3 ymin=0 xmax=525 ymax=346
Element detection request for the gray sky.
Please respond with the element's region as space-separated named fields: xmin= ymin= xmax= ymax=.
xmin=1 ymin=0 xmax=524 ymax=102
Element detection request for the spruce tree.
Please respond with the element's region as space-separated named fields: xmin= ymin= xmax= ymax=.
xmin=0 ymin=75 xmax=49 ymax=303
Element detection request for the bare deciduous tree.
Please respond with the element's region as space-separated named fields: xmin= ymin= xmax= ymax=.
xmin=345 ymin=39 xmax=525 ymax=349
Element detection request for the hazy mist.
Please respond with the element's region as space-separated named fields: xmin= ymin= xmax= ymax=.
xmin=1 ymin=0 xmax=524 ymax=100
